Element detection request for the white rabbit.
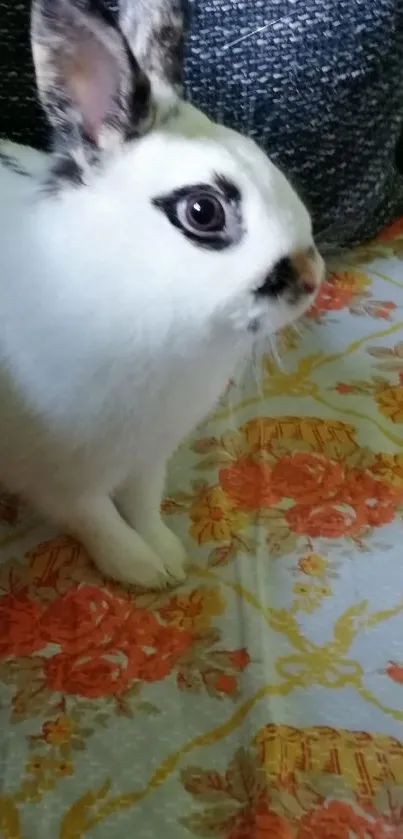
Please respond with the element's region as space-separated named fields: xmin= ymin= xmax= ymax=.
xmin=0 ymin=0 xmax=323 ymax=588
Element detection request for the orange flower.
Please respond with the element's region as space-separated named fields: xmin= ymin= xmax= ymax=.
xmin=287 ymin=503 xmax=362 ymax=538
xmin=229 ymin=649 xmax=251 ymax=671
xmin=125 ymin=619 xmax=191 ymax=682
xmin=120 ymin=608 xmax=161 ymax=647
xmin=189 ymin=487 xmax=245 ymax=544
xmin=45 ymin=652 xmax=130 ymax=699
xmin=0 ymin=593 xmax=44 ymax=659
xmin=359 ymin=499 xmax=397 ymax=528
xmin=368 ymin=820 xmax=403 ymax=839
xmin=373 ymin=303 xmax=398 ymax=320
xmin=42 ymin=715 xmax=75 ymax=745
xmin=271 ymin=453 xmax=344 ymax=505
xmin=254 ymin=807 xmax=293 ymax=839
xmin=133 ymin=652 xmax=176 ymax=683
xmin=385 ymin=661 xmax=403 ymax=684
xmin=212 ymin=673 xmax=237 ymax=695
xmin=159 ymin=587 xmax=225 ymax=631
xmin=27 ymin=536 xmax=94 ymax=590
xmin=342 ymin=469 xmax=402 ymax=528
xmin=229 ymin=805 xmax=293 ymax=839
xmin=309 ymin=281 xmax=353 ymax=314
xmin=297 ymin=801 xmax=371 ymax=839
xmin=376 ymin=386 xmax=403 ymax=423
xmin=41 ymin=587 xmax=191 ymax=697
xmin=219 ymin=457 xmax=278 ymax=510
xmin=336 ymin=383 xmax=354 ymax=394
xmin=42 ymin=586 xmax=128 ymax=655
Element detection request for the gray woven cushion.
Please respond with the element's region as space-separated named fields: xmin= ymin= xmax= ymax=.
xmin=0 ymin=0 xmax=402 ymax=245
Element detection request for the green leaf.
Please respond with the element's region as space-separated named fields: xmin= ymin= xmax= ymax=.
xmin=194 ymin=454 xmax=233 ymax=470
xmin=191 ymin=438 xmax=220 ymax=455
xmin=208 ymin=543 xmax=237 ymax=568
xmin=180 ymin=804 xmax=238 ymax=837
xmin=11 ymin=683 xmax=54 ymax=724
xmin=225 ymin=748 xmax=266 ymax=805
xmin=232 ymin=535 xmax=256 ymax=555
xmin=93 ymin=713 xmax=110 ymax=728
xmin=220 ymin=432 xmax=246 ymax=459
xmin=180 ymin=766 xmax=229 ymax=803
xmin=372 ymin=360 xmax=403 ymax=372
xmin=192 ymin=480 xmax=210 ymax=494
xmin=367 ymin=346 xmax=394 ymax=358
xmin=343 ymin=446 xmax=376 ymax=470
xmin=136 ymin=702 xmax=160 ymax=716
xmin=71 ymin=739 xmax=86 ymax=752
xmin=78 ymin=727 xmax=94 ymax=738
xmin=266 ymin=529 xmax=298 ymax=558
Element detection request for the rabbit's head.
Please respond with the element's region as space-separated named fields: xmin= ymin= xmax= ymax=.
xmin=31 ymin=0 xmax=323 ymax=340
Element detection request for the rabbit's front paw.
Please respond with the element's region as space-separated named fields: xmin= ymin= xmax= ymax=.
xmin=86 ymin=527 xmax=182 ymax=590
xmin=145 ymin=523 xmax=188 ymax=585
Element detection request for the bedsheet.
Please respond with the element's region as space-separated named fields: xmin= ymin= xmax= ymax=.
xmin=1 ymin=222 xmax=403 ymax=838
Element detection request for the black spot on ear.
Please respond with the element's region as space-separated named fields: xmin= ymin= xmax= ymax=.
xmin=45 ymin=154 xmax=84 ymax=193
xmin=158 ymin=22 xmax=185 ymax=86
xmin=126 ymin=60 xmax=152 ymax=136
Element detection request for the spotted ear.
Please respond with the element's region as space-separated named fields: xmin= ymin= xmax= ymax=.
xmin=31 ymin=0 xmax=152 ymax=160
xmin=118 ymin=0 xmax=188 ymax=117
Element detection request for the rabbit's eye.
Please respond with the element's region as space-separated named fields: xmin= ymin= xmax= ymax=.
xmin=153 ymin=176 xmax=243 ymax=250
xmin=183 ymin=194 xmax=225 ymax=233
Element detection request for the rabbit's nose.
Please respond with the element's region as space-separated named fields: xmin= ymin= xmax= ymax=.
xmin=256 ymin=246 xmax=323 ymax=299
xmin=292 ymin=247 xmax=324 ymax=295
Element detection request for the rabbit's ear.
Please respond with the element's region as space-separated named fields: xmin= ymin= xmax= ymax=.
xmin=118 ymin=0 xmax=188 ymax=117
xmin=31 ymin=0 xmax=152 ymax=157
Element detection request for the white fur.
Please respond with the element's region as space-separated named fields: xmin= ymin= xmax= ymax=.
xmin=0 ymin=103 xmax=322 ymax=588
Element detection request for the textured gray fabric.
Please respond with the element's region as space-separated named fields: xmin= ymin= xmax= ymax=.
xmin=0 ymin=0 xmax=403 ymax=244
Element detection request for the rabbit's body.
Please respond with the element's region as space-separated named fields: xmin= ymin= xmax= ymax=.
xmin=0 ymin=135 xmax=239 ymax=498
xmin=0 ymin=0 xmax=323 ymax=588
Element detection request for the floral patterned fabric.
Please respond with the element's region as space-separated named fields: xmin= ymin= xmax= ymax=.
xmin=1 ymin=223 xmax=403 ymax=838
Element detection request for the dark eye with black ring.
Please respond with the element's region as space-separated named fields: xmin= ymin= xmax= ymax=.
xmin=152 ymin=176 xmax=243 ymax=251
xmin=181 ymin=193 xmax=226 ymax=234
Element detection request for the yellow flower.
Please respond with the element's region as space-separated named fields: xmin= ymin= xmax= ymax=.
xmin=26 ymin=756 xmax=50 ymax=777
xmin=373 ymin=453 xmax=403 ymax=488
xmin=331 ymin=270 xmax=370 ymax=293
xmin=298 ymin=553 xmax=327 ymax=577
xmin=189 ymin=486 xmax=246 ymax=544
xmin=159 ymin=587 xmax=225 ymax=631
xmin=42 ymin=715 xmax=75 ymax=746
xmin=53 ymin=760 xmax=74 ymax=778
xmin=293 ymin=582 xmax=311 ymax=597
xmin=376 ymin=385 xmax=403 ymax=423
xmin=293 ymin=582 xmax=332 ymax=614
xmin=313 ymin=584 xmax=332 ymax=599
